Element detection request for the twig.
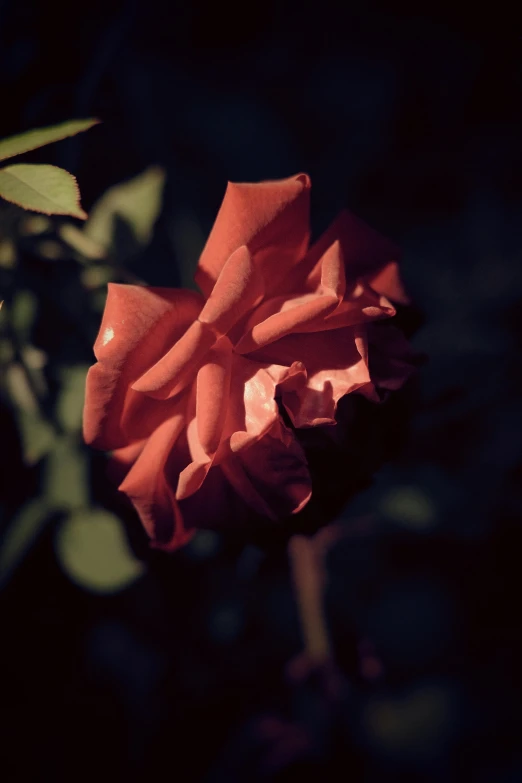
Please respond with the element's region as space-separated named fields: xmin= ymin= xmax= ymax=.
xmin=288 ymin=534 xmax=331 ymax=666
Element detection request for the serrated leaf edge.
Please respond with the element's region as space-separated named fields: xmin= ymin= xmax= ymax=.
xmin=0 ymin=163 xmax=88 ymax=219
xmin=0 ymin=118 xmax=101 ymax=162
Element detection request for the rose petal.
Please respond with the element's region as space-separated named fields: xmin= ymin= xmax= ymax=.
xmin=218 ymin=356 xmax=280 ymax=455
xmin=367 ymin=260 xmax=408 ymax=304
xmin=83 ymin=284 xmax=203 ymax=449
xmin=198 ymin=245 xmax=264 ymax=335
xmin=234 ymin=292 xmax=339 ymax=354
xmin=196 ymin=336 xmax=232 ymax=456
xmin=176 ymin=460 xmax=212 ymax=501
xmin=272 ymin=361 xmax=308 ymax=393
xmin=108 ymin=440 xmax=146 ymax=486
xmin=177 ymin=461 xmax=259 ymax=533
xmin=235 ymin=242 xmax=394 ymax=354
xmin=361 ymin=322 xmax=418 ymax=397
xmin=175 ymin=340 xmax=233 ymax=501
xmin=281 ymin=209 xmax=408 ymax=303
xmin=171 ymin=389 xmax=212 ymax=502
xmin=319 ymin=239 xmax=346 ymax=299
xmin=195 ymin=174 xmax=311 ymax=299
xmin=253 ymin=327 xmax=371 ymax=427
xmin=119 ymin=412 xmax=193 ymax=550
xmin=133 ymin=249 xmax=262 ymax=400
xmin=132 ymin=319 xmax=216 ymax=400
xmin=313 ymin=286 xmax=395 ymax=332
xmin=177 ymin=356 xmax=294 ymax=506
xmin=220 ymin=418 xmax=312 ymax=519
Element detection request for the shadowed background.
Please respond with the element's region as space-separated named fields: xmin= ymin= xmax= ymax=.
xmin=1 ymin=2 xmax=521 ymax=781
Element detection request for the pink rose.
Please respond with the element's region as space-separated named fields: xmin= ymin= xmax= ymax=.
xmin=83 ymin=174 xmax=413 ymax=550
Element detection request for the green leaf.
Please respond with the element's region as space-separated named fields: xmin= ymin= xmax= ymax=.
xmin=379 ymin=486 xmax=435 ymax=531
xmin=0 ymin=164 xmax=87 ymax=219
xmin=0 ymin=338 xmax=14 ymax=364
xmin=0 ymin=499 xmax=52 ymax=588
xmin=0 ymin=238 xmax=16 ymax=268
xmin=44 ymin=436 xmax=89 ymax=510
xmin=84 ymin=165 xmax=165 ymax=253
xmin=55 ymin=508 xmax=145 ymax=594
xmin=55 ymin=364 xmax=89 ymax=433
xmin=363 ymin=685 xmax=453 ymax=759
xmin=7 ymin=363 xmax=39 ymax=414
xmin=0 ymin=118 xmax=99 ymax=162
xmin=15 ymin=409 xmax=56 ymax=465
xmin=11 ymin=289 xmax=37 ymax=342
xmin=58 ymin=223 xmax=107 ymax=260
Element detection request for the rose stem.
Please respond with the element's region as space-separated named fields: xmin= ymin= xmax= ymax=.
xmin=288 ymin=534 xmax=331 ymax=665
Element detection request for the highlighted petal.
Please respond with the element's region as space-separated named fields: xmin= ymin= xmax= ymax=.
xmin=319 ymin=239 xmax=346 ymax=299
xmin=173 ymin=342 xmax=233 ymax=502
xmin=235 ymin=292 xmax=339 ymax=354
xmin=198 ymin=245 xmax=264 ymax=335
xmin=235 ymin=240 xmax=375 ymax=354
xmin=196 ymin=337 xmax=232 ymax=456
xmin=253 ymin=327 xmax=371 ymax=427
xmin=218 ymin=356 xmax=280 ymax=455
xmin=83 ymin=284 xmax=203 ymax=449
xmin=132 ymin=319 xmax=216 ymax=400
xmin=195 ymin=174 xmax=311 ymax=298
xmin=119 ymin=413 xmax=193 ymax=550
xmin=176 ymin=460 xmax=212 ymax=501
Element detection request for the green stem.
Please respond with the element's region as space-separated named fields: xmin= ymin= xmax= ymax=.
xmin=288 ymin=534 xmax=331 ymax=665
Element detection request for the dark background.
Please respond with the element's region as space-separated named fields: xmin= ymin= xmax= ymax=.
xmin=1 ymin=2 xmax=521 ymax=781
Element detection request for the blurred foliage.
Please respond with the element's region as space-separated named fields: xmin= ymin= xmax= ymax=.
xmin=0 ymin=159 xmax=163 ymax=595
xmin=55 ymin=508 xmax=146 ymax=593
xmin=0 ymin=2 xmax=521 ymax=782
xmin=83 ymin=165 xmax=165 ymax=255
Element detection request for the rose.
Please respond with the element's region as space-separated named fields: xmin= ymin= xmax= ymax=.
xmin=83 ymin=173 xmax=414 ymax=550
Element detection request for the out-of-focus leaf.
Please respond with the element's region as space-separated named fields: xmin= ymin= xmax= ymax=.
xmin=0 ymin=118 xmax=99 ymax=162
xmin=80 ymin=265 xmax=113 ymax=290
xmin=0 ymin=499 xmax=52 ymax=588
xmin=44 ymin=436 xmax=89 ymax=510
xmin=0 ymin=238 xmax=16 ymax=268
xmin=362 ymin=684 xmax=454 ymax=760
xmin=0 ymin=164 xmax=87 ymax=219
xmin=36 ymin=239 xmax=64 ymax=260
xmin=379 ymin=486 xmax=436 ymax=531
xmin=59 ymin=223 xmax=107 ymax=260
xmin=15 ymin=409 xmax=56 ymax=464
xmin=7 ymin=363 xmax=38 ymax=412
xmin=55 ymin=364 xmax=89 ymax=432
xmin=184 ymin=530 xmax=221 ymax=560
xmin=19 ymin=215 xmax=51 ymax=235
xmin=0 ymin=338 xmax=14 ymax=363
xmin=11 ymin=289 xmax=37 ymax=341
xmin=21 ymin=344 xmax=47 ymax=370
xmin=55 ymin=508 xmax=145 ymax=594
xmin=6 ymin=348 xmax=47 ymax=410
xmin=84 ymin=166 xmax=165 ymax=253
